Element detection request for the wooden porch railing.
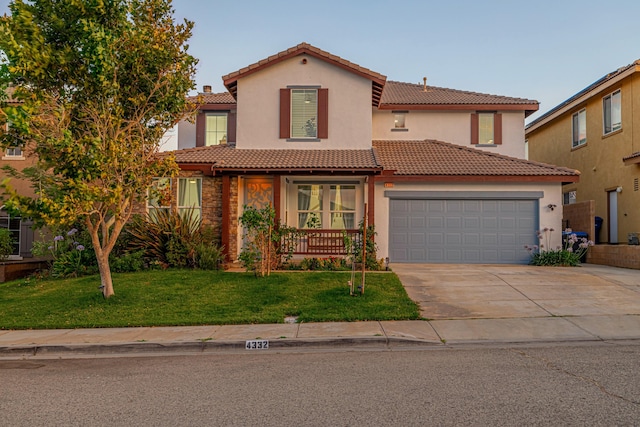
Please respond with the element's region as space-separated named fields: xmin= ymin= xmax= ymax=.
xmin=282 ymin=229 xmax=360 ymax=255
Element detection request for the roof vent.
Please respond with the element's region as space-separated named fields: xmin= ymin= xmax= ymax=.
xmin=203 ymin=85 xmax=212 ymax=93
xmin=423 ymin=77 xmax=427 ymax=92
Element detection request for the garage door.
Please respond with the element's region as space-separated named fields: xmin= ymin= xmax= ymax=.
xmin=389 ymin=196 xmax=538 ymax=264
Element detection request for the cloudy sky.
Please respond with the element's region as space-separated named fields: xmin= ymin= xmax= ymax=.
xmin=3 ymin=0 xmax=639 ymax=122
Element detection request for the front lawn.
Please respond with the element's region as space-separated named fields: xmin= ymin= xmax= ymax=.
xmin=0 ymin=270 xmax=420 ymax=329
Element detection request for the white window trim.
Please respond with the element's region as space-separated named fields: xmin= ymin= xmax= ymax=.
xmin=288 ymin=180 xmax=363 ymax=230
xmin=572 ymin=109 xmax=587 ymax=148
xmin=603 ymin=89 xmax=622 ymax=135
xmin=205 ymin=112 xmax=228 ymax=146
xmin=177 ymin=177 xmax=202 ymax=220
xmin=290 ymin=88 xmax=318 ymax=139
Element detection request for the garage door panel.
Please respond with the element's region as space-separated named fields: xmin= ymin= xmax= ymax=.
xmin=389 ymin=198 xmax=537 ymax=263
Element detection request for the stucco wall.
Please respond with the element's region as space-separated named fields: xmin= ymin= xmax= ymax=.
xmin=236 ymin=54 xmax=372 ymax=150
xmin=372 ymin=110 xmax=527 ymax=158
xmin=373 ymin=181 xmax=563 ymax=260
xmin=527 ymin=73 xmax=640 ymax=243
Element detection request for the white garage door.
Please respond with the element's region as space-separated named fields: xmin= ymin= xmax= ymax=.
xmin=389 ymin=196 xmax=538 ymax=264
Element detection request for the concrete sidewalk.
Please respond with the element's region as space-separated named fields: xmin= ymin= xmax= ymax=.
xmin=1 ymin=263 xmax=639 ymax=358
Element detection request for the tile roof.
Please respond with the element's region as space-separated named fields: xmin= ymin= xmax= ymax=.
xmin=380 ymin=81 xmax=539 ymax=115
xmin=187 ymin=91 xmax=236 ymax=105
xmin=174 ymin=144 xmax=382 ymax=171
xmin=372 ymin=140 xmax=579 ymax=178
xmin=222 ymin=42 xmax=386 ymax=106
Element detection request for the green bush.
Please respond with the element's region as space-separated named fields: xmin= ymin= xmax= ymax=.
xmin=109 ymin=250 xmax=145 ymax=273
xmin=192 ymin=242 xmax=223 ymax=270
xmin=526 ymin=228 xmax=594 ymax=267
xmin=0 ymin=228 xmax=15 ymax=260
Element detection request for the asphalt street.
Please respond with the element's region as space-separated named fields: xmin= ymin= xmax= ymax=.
xmin=2 ymin=342 xmax=639 ymax=426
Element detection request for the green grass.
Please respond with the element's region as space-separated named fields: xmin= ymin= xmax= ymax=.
xmin=0 ymin=270 xmax=420 ymax=329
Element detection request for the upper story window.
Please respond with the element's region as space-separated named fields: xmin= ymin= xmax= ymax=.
xmin=563 ymin=190 xmax=577 ymax=205
xmin=1 ymin=121 xmax=25 ymax=160
xmin=471 ymin=112 xmax=502 ymax=145
xmin=603 ymin=89 xmax=621 ymax=134
xmin=205 ymin=113 xmax=228 ymax=145
xmin=280 ymin=87 xmax=328 ymax=140
xmin=572 ymin=109 xmax=587 ymax=148
xmin=391 ymin=111 xmax=408 ymax=132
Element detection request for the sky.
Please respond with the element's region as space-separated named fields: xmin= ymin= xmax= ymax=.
xmin=2 ymin=0 xmax=640 ymax=123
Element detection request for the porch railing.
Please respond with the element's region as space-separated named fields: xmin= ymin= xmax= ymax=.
xmin=283 ymin=229 xmax=360 ymax=255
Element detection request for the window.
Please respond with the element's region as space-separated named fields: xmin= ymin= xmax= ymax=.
xmin=296 ymin=183 xmax=358 ymax=229
xmin=572 ymin=109 xmax=586 ymax=148
xmin=4 ymin=146 xmax=23 ymax=158
xmin=297 ymin=184 xmax=323 ymax=228
xmin=205 ymin=113 xmax=228 ymax=145
xmin=280 ymin=88 xmax=328 ymax=139
xmin=0 ymin=210 xmax=21 ymax=256
xmin=471 ymin=112 xmax=502 ymax=145
xmin=563 ymin=191 xmax=577 ymax=205
xmin=603 ymin=90 xmax=621 ymax=134
xmin=178 ymin=177 xmax=202 ymax=221
xmin=147 ymin=178 xmax=171 ymax=219
xmin=291 ymin=89 xmax=317 ymax=138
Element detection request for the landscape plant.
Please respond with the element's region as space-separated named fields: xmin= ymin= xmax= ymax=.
xmin=0 ymin=0 xmax=197 ymax=297
xmin=343 ymin=221 xmax=382 ymax=270
xmin=525 ymin=227 xmax=594 ymax=266
xmin=0 ymin=228 xmax=15 ymax=260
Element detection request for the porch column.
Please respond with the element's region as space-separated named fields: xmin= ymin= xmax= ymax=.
xmin=273 ymin=175 xmax=281 ymax=222
xmin=367 ymin=175 xmax=375 ymax=228
xmin=221 ymin=174 xmax=231 ymax=262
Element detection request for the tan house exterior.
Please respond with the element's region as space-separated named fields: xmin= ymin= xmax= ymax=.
xmin=164 ymin=43 xmax=579 ymax=264
xmin=526 ymin=61 xmax=640 ymax=245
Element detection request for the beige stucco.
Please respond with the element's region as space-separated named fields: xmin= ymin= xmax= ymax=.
xmin=373 ymin=181 xmax=563 ymax=260
xmin=235 ymin=54 xmax=372 ymax=150
xmin=527 ymin=71 xmax=640 ymax=244
xmin=372 ymin=110 xmax=527 ymax=158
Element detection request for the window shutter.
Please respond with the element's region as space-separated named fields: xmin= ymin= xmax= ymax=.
xmin=318 ymin=88 xmax=329 ymax=139
xmin=196 ymin=111 xmax=206 ymax=147
xmin=279 ymin=88 xmax=291 ymax=139
xmin=494 ymin=113 xmax=502 ymax=144
xmin=470 ymin=113 xmax=479 ymax=144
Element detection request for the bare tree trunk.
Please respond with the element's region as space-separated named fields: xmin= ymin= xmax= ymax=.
xmin=96 ymin=252 xmax=114 ymax=298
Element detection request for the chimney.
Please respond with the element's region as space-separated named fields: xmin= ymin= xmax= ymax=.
xmin=423 ymin=77 xmax=427 ymax=92
xmin=203 ymin=85 xmax=212 ymax=93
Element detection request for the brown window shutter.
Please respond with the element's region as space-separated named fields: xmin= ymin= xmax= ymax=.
xmin=279 ymin=88 xmax=291 ymax=139
xmin=470 ymin=113 xmax=479 ymax=144
xmin=227 ymin=110 xmax=237 ymax=143
xmin=317 ymin=88 xmax=329 ymax=139
xmin=494 ymin=113 xmax=502 ymax=144
xmin=196 ymin=111 xmax=205 ymax=147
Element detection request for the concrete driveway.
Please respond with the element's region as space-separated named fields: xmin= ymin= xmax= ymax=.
xmin=392 ymin=263 xmax=640 ymax=320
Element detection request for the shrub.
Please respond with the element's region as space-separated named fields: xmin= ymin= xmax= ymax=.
xmin=0 ymin=228 xmax=15 ymax=260
xmin=192 ymin=242 xmax=223 ymax=270
xmin=32 ymin=227 xmax=97 ymax=278
xmin=526 ymin=228 xmax=594 ymax=267
xmin=343 ymin=221 xmax=381 ymax=271
xmin=109 ymin=250 xmax=145 ymax=273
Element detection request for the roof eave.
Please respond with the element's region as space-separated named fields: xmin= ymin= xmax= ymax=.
xmin=376 ymin=174 xmax=579 ymax=183
xmin=378 ymin=103 xmax=539 ymax=113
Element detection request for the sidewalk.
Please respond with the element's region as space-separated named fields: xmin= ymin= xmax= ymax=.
xmin=2 ymin=314 xmax=640 ymax=359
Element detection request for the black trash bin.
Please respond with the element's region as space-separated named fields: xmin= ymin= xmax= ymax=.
xmin=562 ymin=231 xmax=589 ymax=263
xmin=594 ymin=216 xmax=603 ymax=244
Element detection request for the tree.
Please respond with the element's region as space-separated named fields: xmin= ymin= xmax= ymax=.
xmin=0 ymin=0 xmax=197 ymax=297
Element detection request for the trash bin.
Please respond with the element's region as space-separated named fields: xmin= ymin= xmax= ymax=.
xmin=594 ymin=216 xmax=603 ymax=244
xmin=562 ymin=231 xmax=589 ymax=263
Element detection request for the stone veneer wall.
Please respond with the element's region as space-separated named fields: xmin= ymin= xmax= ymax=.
xmin=130 ymin=171 xmax=239 ymax=259
xmin=563 ymin=200 xmax=595 ymax=241
xmin=588 ymin=244 xmax=640 ymax=269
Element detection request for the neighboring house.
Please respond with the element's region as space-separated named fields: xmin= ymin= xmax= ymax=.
xmin=0 ymin=86 xmax=36 ymax=259
xmin=149 ymin=43 xmax=580 ymax=264
xmin=526 ymin=61 xmax=640 ymax=245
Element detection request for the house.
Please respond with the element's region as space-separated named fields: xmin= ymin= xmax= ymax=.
xmin=526 ymin=61 xmax=640 ymax=249
xmin=154 ymin=43 xmax=579 ymax=264
xmin=0 ymin=85 xmax=36 ymax=259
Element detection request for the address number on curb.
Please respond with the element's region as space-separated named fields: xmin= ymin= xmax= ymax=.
xmin=245 ymin=340 xmax=269 ymax=350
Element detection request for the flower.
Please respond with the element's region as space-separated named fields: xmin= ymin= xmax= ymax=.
xmin=67 ymin=228 xmax=78 ymax=236
xmin=76 ymin=245 xmax=85 ymax=251
xmin=53 ymin=235 xmax=64 ymax=242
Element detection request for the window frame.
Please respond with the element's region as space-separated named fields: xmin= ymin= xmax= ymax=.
xmin=471 ymin=112 xmax=502 ymax=145
xmin=204 ymin=112 xmax=228 ymax=146
xmin=294 ymin=182 xmax=360 ymax=230
xmin=603 ymin=89 xmax=621 ymax=135
xmin=280 ymin=87 xmax=328 ymax=140
xmin=147 ymin=177 xmax=172 ymax=219
xmin=0 ymin=208 xmax=21 ymax=258
xmin=572 ymin=109 xmax=587 ymax=148
xmin=177 ymin=177 xmax=202 ymax=221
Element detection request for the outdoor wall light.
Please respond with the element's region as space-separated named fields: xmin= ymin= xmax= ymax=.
xmin=547 ymin=204 xmax=557 ymax=211
xmin=616 ymin=186 xmax=623 ymax=193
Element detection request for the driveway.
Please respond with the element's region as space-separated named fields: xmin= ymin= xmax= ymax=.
xmin=392 ymin=263 xmax=640 ymax=320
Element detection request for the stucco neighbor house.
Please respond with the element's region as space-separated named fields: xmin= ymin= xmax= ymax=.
xmin=156 ymin=42 xmax=579 ymax=264
xmin=526 ymin=61 xmax=640 ymax=247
